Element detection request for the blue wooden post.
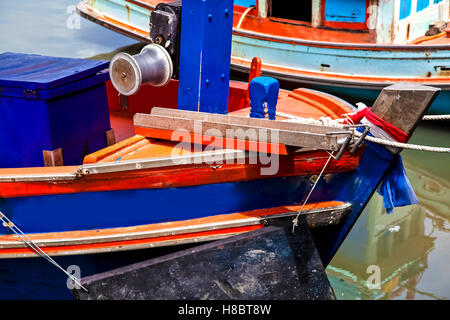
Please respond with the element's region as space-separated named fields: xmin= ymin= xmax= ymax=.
xmin=177 ymin=0 xmax=234 ymax=114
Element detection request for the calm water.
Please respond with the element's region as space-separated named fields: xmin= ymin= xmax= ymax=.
xmin=1 ymin=0 xmax=449 ymax=300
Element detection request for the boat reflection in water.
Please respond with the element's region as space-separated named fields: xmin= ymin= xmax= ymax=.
xmin=327 ymin=124 xmax=450 ymax=300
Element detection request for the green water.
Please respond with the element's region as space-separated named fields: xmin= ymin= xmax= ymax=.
xmin=328 ymin=123 xmax=450 ymax=300
xmin=1 ymin=0 xmax=449 ymax=300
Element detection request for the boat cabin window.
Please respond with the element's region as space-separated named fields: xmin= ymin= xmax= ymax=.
xmin=266 ymin=0 xmax=368 ymax=29
xmin=322 ymin=0 xmax=368 ymax=30
xmin=234 ymin=0 xmax=257 ymax=8
xmin=270 ymin=1 xmax=312 ymax=23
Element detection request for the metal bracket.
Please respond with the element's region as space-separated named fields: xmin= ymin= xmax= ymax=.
xmin=118 ymin=93 xmax=129 ymax=110
xmin=350 ymin=127 xmax=370 ymax=153
xmin=23 ymin=89 xmax=39 ymax=98
xmin=332 ymin=134 xmax=352 ymax=161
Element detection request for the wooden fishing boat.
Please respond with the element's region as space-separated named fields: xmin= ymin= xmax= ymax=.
xmin=0 ymin=0 xmax=438 ymax=300
xmin=77 ymin=0 xmax=450 ymax=115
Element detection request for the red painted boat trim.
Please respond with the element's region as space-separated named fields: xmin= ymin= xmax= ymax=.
xmin=0 ymin=149 xmax=361 ymax=198
xmin=230 ymin=56 xmax=450 ymax=89
xmin=78 ymin=1 xmax=450 ymax=51
xmin=0 ymin=225 xmax=263 ymax=257
xmin=0 ymin=201 xmax=347 ymax=257
xmin=134 ymin=127 xmax=289 ymax=155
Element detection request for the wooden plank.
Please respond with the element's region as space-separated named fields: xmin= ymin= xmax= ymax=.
xmin=134 ymin=113 xmax=341 ymax=151
xmin=72 ymin=223 xmax=336 ymax=300
xmin=134 ymin=127 xmax=288 ymax=155
xmin=42 ymin=148 xmax=64 ymax=167
xmin=150 ymin=107 xmax=345 ymax=134
xmin=371 ymin=83 xmax=440 ymax=137
xmin=83 ymin=135 xmax=146 ymax=164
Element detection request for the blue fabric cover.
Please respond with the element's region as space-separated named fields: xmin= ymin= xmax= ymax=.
xmin=363 ymin=130 xmax=418 ymax=213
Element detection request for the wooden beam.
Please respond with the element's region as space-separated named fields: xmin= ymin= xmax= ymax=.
xmin=133 ymin=113 xmax=342 ymax=151
xmin=371 ymin=83 xmax=440 ymax=137
xmin=150 ymin=107 xmax=345 ymax=134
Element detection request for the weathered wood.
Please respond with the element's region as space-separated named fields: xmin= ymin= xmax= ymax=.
xmin=134 ymin=113 xmax=342 ymax=151
xmin=371 ymin=83 xmax=440 ymax=137
xmin=72 ymin=220 xmax=336 ymax=300
xmin=42 ymin=148 xmax=64 ymax=167
xmin=105 ymin=129 xmax=116 ymax=146
xmin=150 ymin=106 xmax=345 ymax=134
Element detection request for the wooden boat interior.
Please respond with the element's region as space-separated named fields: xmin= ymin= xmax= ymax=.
xmin=0 ymin=78 xmax=357 ymax=178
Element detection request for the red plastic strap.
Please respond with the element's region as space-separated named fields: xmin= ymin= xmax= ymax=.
xmin=346 ymin=108 xmax=409 ymax=143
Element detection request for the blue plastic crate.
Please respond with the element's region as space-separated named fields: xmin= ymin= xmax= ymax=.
xmin=0 ymin=52 xmax=111 ymax=168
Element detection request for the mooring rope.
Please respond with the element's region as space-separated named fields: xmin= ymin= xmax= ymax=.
xmin=355 ymin=132 xmax=450 ymax=153
xmin=276 ymin=111 xmax=450 ymax=153
xmin=0 ymin=210 xmax=89 ymax=293
xmin=422 ymin=114 xmax=450 ymax=121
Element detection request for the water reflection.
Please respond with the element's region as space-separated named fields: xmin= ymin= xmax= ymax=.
xmin=327 ymin=123 xmax=450 ymax=300
xmin=0 ymin=0 xmax=135 ymax=58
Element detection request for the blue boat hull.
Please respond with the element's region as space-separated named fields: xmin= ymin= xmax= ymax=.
xmin=0 ymin=141 xmax=395 ymax=299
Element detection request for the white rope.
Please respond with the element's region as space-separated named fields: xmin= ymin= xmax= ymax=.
xmin=276 ymin=111 xmax=450 ymax=153
xmin=355 ymin=131 xmax=450 ymax=153
xmin=276 ymin=111 xmax=345 ymax=127
xmin=422 ymin=114 xmax=450 ymax=121
xmin=0 ymin=210 xmax=89 ymax=293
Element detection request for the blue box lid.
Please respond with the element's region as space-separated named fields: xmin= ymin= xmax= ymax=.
xmin=0 ymin=52 xmax=110 ymax=99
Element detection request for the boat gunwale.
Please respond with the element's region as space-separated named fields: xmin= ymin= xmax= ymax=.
xmin=0 ymin=202 xmax=351 ymax=258
xmin=0 ymin=149 xmax=246 ymax=183
xmin=77 ymin=0 xmax=450 ymax=51
xmin=230 ymin=58 xmax=450 ymax=89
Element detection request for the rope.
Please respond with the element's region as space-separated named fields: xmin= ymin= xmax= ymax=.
xmin=276 ymin=111 xmax=345 ymax=127
xmin=355 ymin=132 xmax=450 ymax=153
xmin=276 ymin=111 xmax=450 ymax=153
xmin=422 ymin=114 xmax=450 ymax=121
xmin=0 ymin=210 xmax=89 ymax=293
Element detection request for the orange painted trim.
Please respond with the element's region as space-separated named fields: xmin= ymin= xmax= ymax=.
xmin=322 ymin=20 xmax=368 ymax=31
xmin=0 ymin=201 xmax=342 ymax=243
xmin=134 ymin=127 xmax=288 ymax=155
xmin=245 ymin=57 xmax=262 ymax=107
xmin=230 ymin=56 xmax=450 ymax=84
xmin=0 ymin=225 xmax=263 ymax=256
xmin=99 ymin=139 xmax=151 ymax=163
xmin=288 ymin=91 xmax=339 ymax=118
xmin=231 ymin=30 xmax=432 ymax=51
xmin=409 ymin=32 xmax=446 ymax=44
xmin=0 ymin=149 xmax=362 ymax=198
xmin=289 ymin=88 xmax=353 ymax=117
xmin=83 ymin=135 xmax=147 ymax=164
xmin=0 ymin=201 xmax=345 ymax=256
xmin=125 ymin=0 xmax=154 ymax=10
xmin=84 ymin=4 xmax=149 ymax=37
